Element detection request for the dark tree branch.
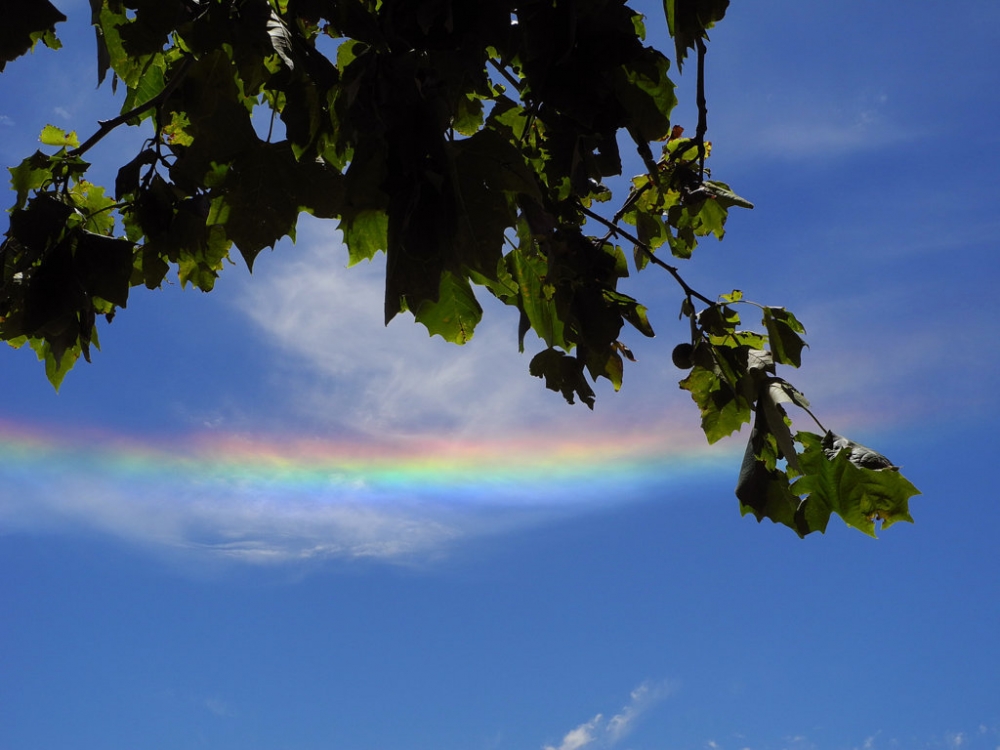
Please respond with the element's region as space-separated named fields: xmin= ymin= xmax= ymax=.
xmin=488 ymin=58 xmax=523 ymax=94
xmin=578 ymin=203 xmax=715 ymax=306
xmin=694 ymin=37 xmax=708 ymax=178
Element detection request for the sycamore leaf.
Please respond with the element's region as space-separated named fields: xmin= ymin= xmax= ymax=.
xmin=664 ymin=0 xmax=730 ymax=71
xmin=74 ymin=232 xmax=135 ymax=308
xmin=412 ymin=272 xmax=483 ymax=344
xmin=342 ymin=210 xmax=388 ymax=265
xmin=529 ymin=348 xmax=596 ymax=408
xmin=821 ymin=431 xmax=899 ymax=471
xmin=8 ymin=151 xmax=56 ymax=209
xmin=509 ymin=235 xmax=567 ymax=350
xmin=758 ymin=380 xmax=800 ymax=472
xmin=736 ymin=412 xmax=809 ymax=534
xmin=208 ymin=143 xmax=302 ymax=270
xmin=700 ymin=180 xmax=753 ymax=209
xmin=453 ymin=94 xmax=485 ymax=137
xmin=763 ymin=306 xmax=807 ymax=367
xmin=795 ymin=431 xmax=919 ymax=537
xmin=0 ymin=0 xmax=66 ymax=72
xmin=28 ymin=336 xmax=79 ymax=391
xmin=679 ymin=364 xmax=751 ymax=443
xmin=39 ymin=124 xmax=79 ymax=148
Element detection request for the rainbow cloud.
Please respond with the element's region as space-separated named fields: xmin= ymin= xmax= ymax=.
xmin=0 ymin=417 xmax=734 ymax=564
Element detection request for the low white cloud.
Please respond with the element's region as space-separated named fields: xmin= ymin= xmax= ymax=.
xmin=542 ymin=680 xmax=676 ymax=750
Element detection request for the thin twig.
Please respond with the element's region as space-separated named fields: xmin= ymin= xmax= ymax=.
xmin=69 ymin=55 xmax=194 ymax=159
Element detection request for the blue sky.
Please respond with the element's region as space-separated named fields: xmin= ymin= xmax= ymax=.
xmin=2 ymin=2 xmax=999 ymax=749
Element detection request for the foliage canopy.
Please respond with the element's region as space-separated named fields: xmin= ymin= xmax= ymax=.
xmin=0 ymin=0 xmax=919 ymax=536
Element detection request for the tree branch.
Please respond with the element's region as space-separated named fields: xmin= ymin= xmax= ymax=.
xmin=69 ymin=55 xmax=194 ymax=159
xmin=694 ymin=37 xmax=708 ymax=178
xmin=578 ymin=203 xmax=715 ymax=306
xmin=488 ymin=58 xmax=523 ymax=94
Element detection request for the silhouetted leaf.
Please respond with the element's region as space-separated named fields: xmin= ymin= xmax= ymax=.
xmin=0 ymin=0 xmax=65 ymax=72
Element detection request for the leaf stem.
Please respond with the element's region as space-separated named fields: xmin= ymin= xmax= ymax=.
xmin=798 ymin=404 xmax=827 ymax=434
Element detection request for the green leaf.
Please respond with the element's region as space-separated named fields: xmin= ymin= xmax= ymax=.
xmin=412 ymin=271 xmax=483 ymax=344
xmin=795 ymin=432 xmax=919 ymax=537
xmin=701 ymin=179 xmax=754 ymax=210
xmin=664 ymin=0 xmax=730 ymax=71
xmin=28 ymin=336 xmax=80 ymax=391
xmin=120 ymin=54 xmax=166 ymax=123
xmin=679 ymin=364 xmax=751 ymax=443
xmin=175 ymin=224 xmax=231 ymax=291
xmin=509 ymin=231 xmax=567 ymax=351
xmin=39 ymin=124 xmax=79 ymax=148
xmin=763 ymin=307 xmax=807 ymax=367
xmin=452 ymin=94 xmax=485 ymax=137
xmin=342 ymin=210 xmax=388 ymax=264
xmin=8 ymin=151 xmax=55 ymax=209
xmin=612 ymin=47 xmax=677 ymax=143
xmin=603 ymin=290 xmax=655 ymax=338
xmin=117 ymin=0 xmax=182 ymax=57
xmin=736 ymin=420 xmax=807 ymax=535
xmin=207 ymin=142 xmax=303 ymax=270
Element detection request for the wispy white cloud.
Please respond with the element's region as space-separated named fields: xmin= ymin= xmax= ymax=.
xmin=235 ymin=218 xmax=579 ymax=438
xmin=544 ymin=715 xmax=603 ymax=750
xmin=542 ymin=680 xmax=676 ymax=750
xmin=605 ymin=680 xmax=673 ymax=742
xmin=0 ymin=469 xmax=493 ymax=566
xmin=751 ymin=99 xmax=907 ymax=160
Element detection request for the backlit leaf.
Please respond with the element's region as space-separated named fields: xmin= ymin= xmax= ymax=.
xmin=39 ymin=124 xmax=79 ymax=148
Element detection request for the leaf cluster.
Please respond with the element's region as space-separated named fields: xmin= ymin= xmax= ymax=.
xmin=0 ymin=0 xmax=920 ymax=536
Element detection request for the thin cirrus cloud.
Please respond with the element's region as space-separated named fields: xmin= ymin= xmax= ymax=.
xmin=746 ymin=97 xmax=909 ymax=160
xmin=542 ymin=680 xmax=677 ymax=750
